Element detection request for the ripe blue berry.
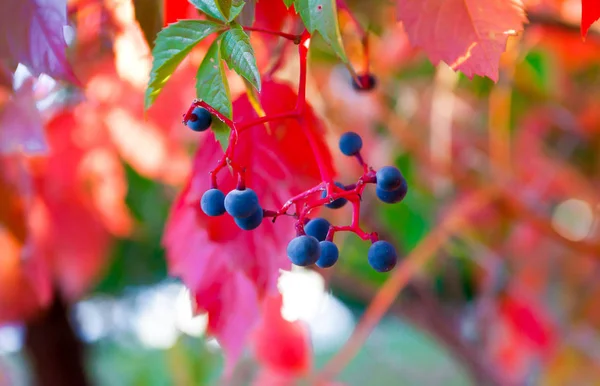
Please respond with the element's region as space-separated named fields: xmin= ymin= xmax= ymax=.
xmin=376 ymin=166 xmax=405 ymax=191
xmin=316 ymin=241 xmax=339 ymax=268
xmin=351 ymin=73 xmax=377 ymax=91
xmin=339 ymin=132 xmax=363 ymax=156
xmin=305 ymin=218 xmax=331 ymax=242
xmin=234 ymin=207 xmax=263 ymax=230
xmin=368 ymin=241 xmax=397 ymax=272
xmin=321 ymin=182 xmax=348 ymax=209
xmin=224 ymin=188 xmax=259 ymax=218
xmin=200 ymin=188 xmax=226 ymax=216
xmin=186 ymin=107 xmax=212 ymax=132
xmin=287 ymin=235 xmax=320 ymax=267
xmin=376 ymin=182 xmax=407 ymax=204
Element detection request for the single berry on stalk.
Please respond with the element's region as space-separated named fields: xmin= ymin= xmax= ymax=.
xmin=376 ymin=181 xmax=407 ymax=204
xmin=234 ymin=207 xmax=264 ymax=231
xmin=322 ymin=182 xmax=348 ymax=209
xmin=305 ymin=218 xmax=331 ymax=242
xmin=316 ymin=241 xmax=339 ymax=268
xmin=287 ymin=235 xmax=321 ymax=267
xmin=376 ymin=166 xmax=405 ymax=191
xmin=200 ymin=189 xmax=226 ymax=216
xmin=351 ymin=73 xmax=377 ymax=92
xmin=186 ymin=107 xmax=212 ymax=132
xmin=339 ymin=132 xmax=363 ymax=156
xmin=368 ymin=241 xmax=398 ymax=272
xmin=224 ymin=188 xmax=259 ymax=218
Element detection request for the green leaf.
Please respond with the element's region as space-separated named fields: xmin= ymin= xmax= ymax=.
xmin=196 ymin=38 xmax=232 ymax=149
xmin=217 ymin=0 xmax=232 ymax=20
xmin=190 ymin=0 xmax=244 ymax=22
xmin=220 ymin=24 xmax=261 ymax=91
xmin=196 ymin=39 xmax=232 ymax=118
xmin=145 ymin=20 xmax=223 ymax=110
xmin=294 ymin=0 xmax=348 ymax=62
xmin=212 ymin=120 xmax=231 ymax=151
xmin=283 ymin=0 xmax=294 ymax=8
xmin=190 ymin=0 xmax=227 ymax=21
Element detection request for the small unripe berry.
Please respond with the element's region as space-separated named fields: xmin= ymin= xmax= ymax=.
xmin=200 ymin=189 xmax=226 ymax=216
xmin=351 ymin=73 xmax=377 ymax=92
xmin=339 ymin=132 xmax=363 ymax=156
xmin=316 ymin=241 xmax=339 ymax=268
xmin=305 ymin=218 xmax=331 ymax=242
xmin=287 ymin=235 xmax=320 ymax=266
xmin=186 ymin=107 xmax=212 ymax=132
xmin=234 ymin=207 xmax=263 ymax=231
xmin=376 ymin=166 xmax=405 ymax=192
xmin=368 ymin=241 xmax=398 ymax=272
xmin=321 ymin=182 xmax=348 ymax=209
xmin=224 ymin=188 xmax=259 ymax=218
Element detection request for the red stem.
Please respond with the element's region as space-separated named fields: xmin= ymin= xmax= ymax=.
xmin=237 ymin=112 xmax=299 ymax=132
xmin=243 ymin=26 xmax=301 ymax=42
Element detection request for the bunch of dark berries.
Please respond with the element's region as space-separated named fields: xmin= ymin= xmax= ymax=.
xmin=185 ymin=102 xmax=408 ymax=273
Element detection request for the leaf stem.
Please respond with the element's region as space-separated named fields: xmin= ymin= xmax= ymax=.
xmin=242 ymin=26 xmax=301 ymax=42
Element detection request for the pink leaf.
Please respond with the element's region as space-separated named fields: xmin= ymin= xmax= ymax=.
xmin=252 ymin=294 xmax=312 ymax=376
xmin=0 ymin=78 xmax=48 ymax=155
xmin=163 ymin=80 xmax=334 ymax=375
xmin=397 ymin=0 xmax=527 ymax=82
xmin=0 ymin=0 xmax=76 ymax=82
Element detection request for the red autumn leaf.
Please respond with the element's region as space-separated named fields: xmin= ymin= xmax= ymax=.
xmin=252 ymin=294 xmax=312 ymax=376
xmin=163 ymin=0 xmax=195 ymax=26
xmin=397 ymin=0 xmax=527 ymax=81
xmin=581 ymin=0 xmax=600 ymax=38
xmin=163 ymin=79 xmax=334 ymax=375
xmin=0 ymin=0 xmax=76 ymax=83
xmin=0 ymin=78 xmax=47 ymax=155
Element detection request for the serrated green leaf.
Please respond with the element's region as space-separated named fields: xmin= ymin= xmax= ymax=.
xmin=217 ymin=0 xmax=232 ymax=20
xmin=221 ymin=24 xmax=261 ymax=91
xmin=212 ymin=120 xmax=231 ymax=151
xmin=145 ymin=20 xmax=224 ymax=110
xmin=190 ymin=0 xmax=244 ymax=22
xmin=196 ymin=39 xmax=232 ymax=118
xmin=294 ymin=0 xmax=347 ymax=62
xmin=283 ymin=0 xmax=294 ymax=8
xmin=189 ymin=0 xmax=226 ymax=21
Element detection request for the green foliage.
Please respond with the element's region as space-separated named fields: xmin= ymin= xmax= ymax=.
xmin=196 ymin=38 xmax=232 ymax=150
xmin=145 ymin=20 xmax=224 ymax=110
xmin=294 ymin=0 xmax=348 ymax=62
xmin=220 ymin=24 xmax=261 ymax=91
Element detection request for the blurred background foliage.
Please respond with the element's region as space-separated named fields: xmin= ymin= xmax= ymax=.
xmin=2 ymin=0 xmax=600 ymax=385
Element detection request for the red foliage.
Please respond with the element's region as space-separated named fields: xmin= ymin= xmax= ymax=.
xmin=163 ymin=79 xmax=334 ymax=374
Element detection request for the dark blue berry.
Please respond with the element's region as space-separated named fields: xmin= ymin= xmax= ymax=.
xmin=339 ymin=132 xmax=363 ymax=156
xmin=351 ymin=73 xmax=377 ymax=91
xmin=368 ymin=241 xmax=397 ymax=272
xmin=186 ymin=107 xmax=212 ymax=132
xmin=234 ymin=207 xmax=263 ymax=230
xmin=287 ymin=235 xmax=320 ymax=266
xmin=305 ymin=218 xmax=331 ymax=242
xmin=316 ymin=241 xmax=339 ymax=268
xmin=376 ymin=166 xmax=405 ymax=192
xmin=321 ymin=182 xmax=348 ymax=209
xmin=200 ymin=189 xmax=226 ymax=216
xmin=376 ymin=182 xmax=407 ymax=204
xmin=224 ymin=188 xmax=259 ymax=218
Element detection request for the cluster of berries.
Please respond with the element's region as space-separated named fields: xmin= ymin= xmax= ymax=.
xmin=184 ymin=76 xmax=407 ymax=273
xmin=286 ymin=131 xmax=407 ymax=272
